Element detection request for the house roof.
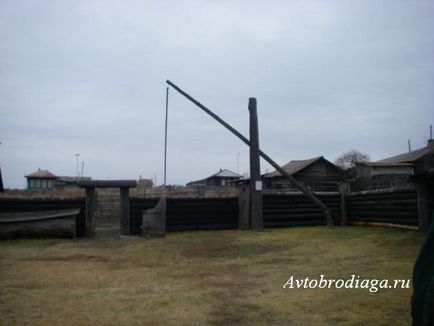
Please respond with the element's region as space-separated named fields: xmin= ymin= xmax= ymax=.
xmin=358 ymin=162 xmax=414 ymax=167
xmin=264 ymin=156 xmax=325 ymax=178
xmin=187 ymin=169 xmax=242 ymax=185
xmin=211 ymin=169 xmax=243 ymax=178
xmin=377 ymin=144 xmax=434 ymax=164
xmin=25 ymin=169 xmax=57 ymax=179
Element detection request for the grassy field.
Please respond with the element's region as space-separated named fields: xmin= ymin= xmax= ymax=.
xmin=0 ymin=226 xmax=425 ymax=325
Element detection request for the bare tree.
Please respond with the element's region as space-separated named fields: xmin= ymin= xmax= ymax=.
xmin=335 ymin=150 xmax=370 ymax=170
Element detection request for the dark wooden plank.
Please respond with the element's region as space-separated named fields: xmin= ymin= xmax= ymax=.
xmin=120 ymin=187 xmax=130 ymax=235
xmin=0 ymin=216 xmax=76 ymax=239
xmin=0 ymin=209 xmax=80 ymax=223
xmin=85 ymin=188 xmax=96 ymax=237
xmin=79 ymin=179 xmax=137 ymax=188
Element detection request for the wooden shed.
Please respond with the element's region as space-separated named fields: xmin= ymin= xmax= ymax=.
xmin=263 ymin=156 xmax=343 ymax=191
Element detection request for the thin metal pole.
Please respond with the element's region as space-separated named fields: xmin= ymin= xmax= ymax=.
xmin=75 ymin=153 xmax=80 ymax=181
xmin=164 ymin=87 xmax=169 ymax=186
xmin=166 ymin=80 xmax=334 ymax=225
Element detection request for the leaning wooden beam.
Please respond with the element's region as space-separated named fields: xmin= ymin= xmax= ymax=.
xmin=166 ymin=80 xmax=334 ymax=225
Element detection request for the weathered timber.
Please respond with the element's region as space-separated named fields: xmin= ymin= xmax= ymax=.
xmin=340 ymin=183 xmax=348 ymax=226
xmin=120 ymin=187 xmax=130 ymax=235
xmin=166 ymin=80 xmax=334 ymax=225
xmin=238 ymin=184 xmax=250 ymax=229
xmin=348 ymin=221 xmax=418 ymax=231
xmin=130 ymin=197 xmax=238 ymax=234
xmin=0 ymin=209 xmax=79 ymax=239
xmin=142 ymin=197 xmax=166 ymax=237
xmin=345 ymin=187 xmax=419 ymax=227
xmin=249 ymin=98 xmax=263 ymax=231
xmin=346 ymin=186 xmax=415 ymax=196
xmin=85 ymin=188 xmax=96 ymax=237
xmin=416 ymin=181 xmax=431 ymax=232
xmin=79 ymin=180 xmax=137 ymax=188
xmin=349 ymin=216 xmax=418 ymax=225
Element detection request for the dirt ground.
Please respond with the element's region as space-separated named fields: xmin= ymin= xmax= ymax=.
xmin=0 ymin=225 xmax=425 ymax=325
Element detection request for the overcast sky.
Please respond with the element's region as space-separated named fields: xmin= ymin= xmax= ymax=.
xmin=1 ymin=0 xmax=433 ymax=189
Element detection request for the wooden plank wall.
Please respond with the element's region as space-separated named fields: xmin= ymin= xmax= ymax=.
xmin=0 ymin=198 xmax=87 ymax=236
xmin=166 ymin=197 xmax=238 ymax=231
xmin=129 ymin=197 xmax=238 ymax=234
xmin=130 ymin=188 xmax=420 ymax=234
xmin=346 ymin=188 xmax=418 ymax=226
xmin=263 ymin=192 xmax=341 ymax=227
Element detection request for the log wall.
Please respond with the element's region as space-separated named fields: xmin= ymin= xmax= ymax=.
xmin=346 ymin=188 xmax=418 ymax=226
xmin=263 ymin=192 xmax=341 ymax=227
xmin=0 ymin=198 xmax=86 ymax=236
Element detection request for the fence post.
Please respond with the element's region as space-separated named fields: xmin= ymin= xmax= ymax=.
xmin=339 ymin=183 xmax=348 ymax=226
xmin=416 ymin=180 xmax=430 ymax=232
xmin=120 ymin=187 xmax=130 ymax=235
xmin=249 ymin=98 xmax=263 ymax=231
xmin=238 ymin=184 xmax=250 ymax=229
xmin=85 ymin=187 xmax=96 ymax=237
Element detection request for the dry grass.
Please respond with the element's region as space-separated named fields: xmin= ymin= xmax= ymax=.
xmin=0 ymin=226 xmax=424 ymax=325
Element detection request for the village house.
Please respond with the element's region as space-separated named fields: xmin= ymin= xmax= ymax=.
xmin=262 ymin=156 xmax=344 ymax=192
xmin=187 ymin=169 xmax=243 ymax=188
xmin=354 ymin=162 xmax=414 ymax=189
xmin=354 ymin=138 xmax=434 ymax=190
xmin=25 ymin=169 xmax=91 ymax=189
xmin=377 ymin=139 xmax=434 ymax=175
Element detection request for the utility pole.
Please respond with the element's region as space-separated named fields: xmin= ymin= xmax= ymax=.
xmin=81 ymin=161 xmax=85 ymax=179
xmin=75 ymin=153 xmax=80 ymax=180
xmin=164 ymin=87 xmax=169 ymax=186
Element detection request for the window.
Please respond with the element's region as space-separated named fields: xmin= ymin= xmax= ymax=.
xmin=42 ymin=180 xmax=47 ymax=188
xmin=36 ymin=179 xmax=41 ymax=188
xmin=30 ymin=179 xmax=35 ymax=188
xmin=47 ymin=180 xmax=53 ymax=188
xmin=221 ymin=180 xmax=226 ymax=186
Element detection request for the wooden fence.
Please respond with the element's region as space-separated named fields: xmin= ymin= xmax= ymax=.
xmin=0 ymin=198 xmax=87 ymax=236
xmin=346 ymin=188 xmax=419 ymax=227
xmin=129 ymin=188 xmax=422 ymax=234
xmin=129 ymin=197 xmax=238 ymax=234
xmin=0 ymin=186 xmax=424 ymax=239
xmin=263 ymin=191 xmax=342 ymax=227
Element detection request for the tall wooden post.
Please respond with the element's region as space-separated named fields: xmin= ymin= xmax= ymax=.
xmin=238 ymin=184 xmax=250 ymax=229
xmin=417 ymin=180 xmax=430 ymax=232
xmin=249 ymin=98 xmax=263 ymax=231
xmin=120 ymin=187 xmax=130 ymax=235
xmin=85 ymin=187 xmax=96 ymax=237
